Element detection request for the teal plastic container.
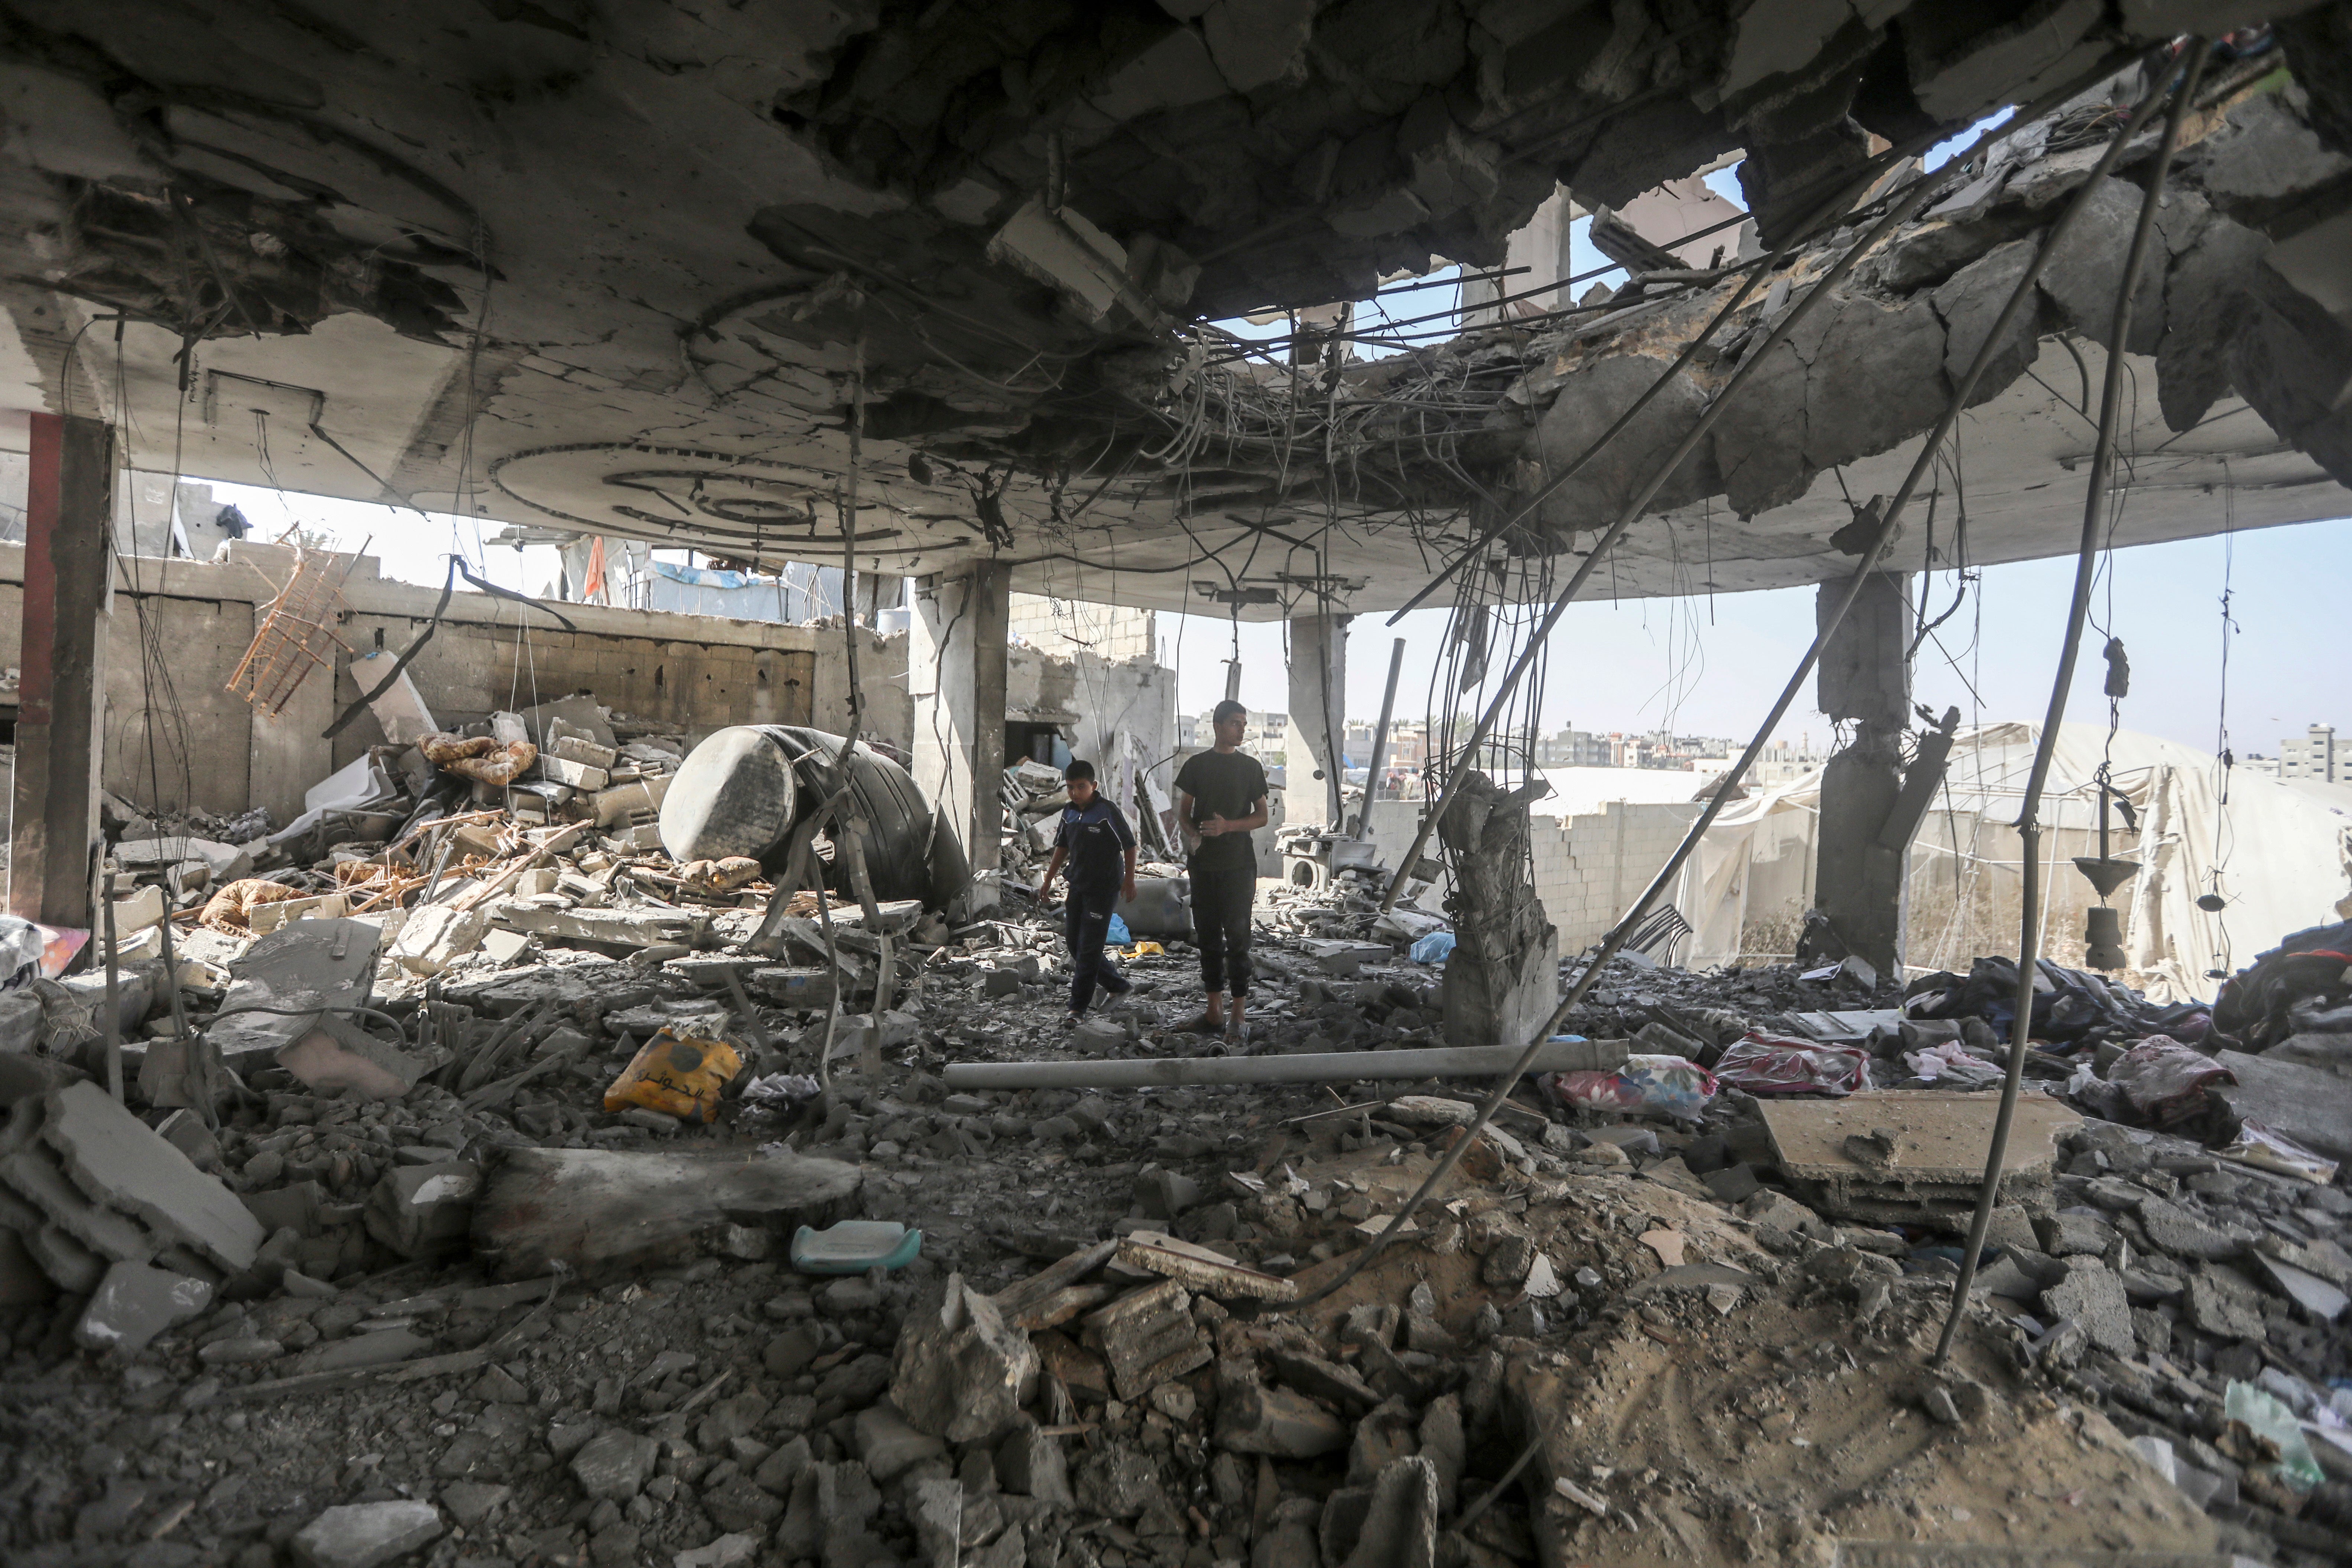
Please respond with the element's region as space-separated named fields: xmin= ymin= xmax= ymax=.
xmin=790 ymin=1219 xmax=924 ymax=1274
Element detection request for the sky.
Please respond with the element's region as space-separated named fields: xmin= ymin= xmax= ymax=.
xmin=1160 ymin=513 xmax=2352 ymax=759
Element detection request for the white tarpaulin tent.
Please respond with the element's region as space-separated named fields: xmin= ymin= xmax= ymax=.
xmin=1670 ymin=723 xmax=2352 ymax=1001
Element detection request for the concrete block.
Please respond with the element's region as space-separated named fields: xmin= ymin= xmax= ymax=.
xmin=0 ymin=1144 xmax=157 ymax=1262
xmin=538 ymin=756 xmax=610 ymax=790
xmin=248 ymin=892 xmax=350 ymax=935
xmin=290 ymin=1500 xmax=444 ymax=1568
xmin=109 ymin=883 xmax=166 ymax=935
xmin=25 ymin=1220 xmax=105 ymax=1292
xmin=38 ymin=1083 xmax=262 ymax=1270
xmin=75 ymin=1259 xmax=212 ymax=1353
xmin=390 ymin=904 xmax=488 ymax=976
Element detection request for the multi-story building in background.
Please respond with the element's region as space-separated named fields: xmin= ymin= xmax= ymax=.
xmin=2281 ymin=724 xmax=2346 ymax=783
xmin=1180 ymin=708 xmax=1289 ymax=761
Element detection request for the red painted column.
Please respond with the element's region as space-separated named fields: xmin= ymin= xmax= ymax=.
xmin=11 ymin=411 xmax=112 ymax=930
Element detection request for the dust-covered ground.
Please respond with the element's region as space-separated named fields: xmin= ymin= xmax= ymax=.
xmin=0 ymin=926 xmax=2320 ymax=1568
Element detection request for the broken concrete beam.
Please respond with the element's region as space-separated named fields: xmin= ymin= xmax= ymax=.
xmin=890 ymin=1272 xmax=1038 ymax=1443
xmin=1116 ymin=1232 xmax=1299 ymax=1302
xmin=75 ymin=1259 xmax=213 ymax=1353
xmin=1080 ymin=1278 xmax=1211 ymax=1402
xmin=487 ymin=903 xmax=701 ymax=949
xmin=39 ymin=1082 xmax=263 ymax=1271
xmin=471 ymin=1146 xmax=860 ymax=1279
xmin=944 ymin=1038 xmax=1628 ymax=1091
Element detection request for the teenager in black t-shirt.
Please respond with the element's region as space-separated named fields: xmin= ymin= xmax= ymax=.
xmin=1039 ymin=759 xmax=1138 ymax=1021
xmin=1172 ymin=700 xmax=1269 ymax=1045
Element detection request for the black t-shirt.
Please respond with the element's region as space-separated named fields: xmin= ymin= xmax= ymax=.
xmin=1173 ymin=749 xmax=1267 ymax=866
xmin=1055 ymin=799 xmax=1135 ymax=890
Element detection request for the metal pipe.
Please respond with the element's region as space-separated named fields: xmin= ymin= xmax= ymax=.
xmin=1933 ymin=36 xmax=2212 ymax=1366
xmin=1302 ymin=47 xmax=2178 ymax=1309
xmin=943 ymin=1037 xmax=1624 ymax=1091
xmin=1358 ymin=637 xmax=1407 ymax=839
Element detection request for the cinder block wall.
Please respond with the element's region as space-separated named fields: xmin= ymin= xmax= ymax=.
xmin=1527 ymin=801 xmax=1704 ymax=954
xmin=0 ymin=542 xmax=915 ymax=827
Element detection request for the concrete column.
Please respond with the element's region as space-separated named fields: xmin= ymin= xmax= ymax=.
xmin=1284 ymin=610 xmax=1348 ymax=829
xmin=910 ymin=561 xmax=1010 ymax=910
xmin=1812 ymin=571 xmax=1912 ymax=978
xmin=12 ymin=413 xmax=113 ymax=931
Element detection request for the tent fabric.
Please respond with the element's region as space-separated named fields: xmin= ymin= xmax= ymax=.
xmin=1670 ymin=723 xmax=2352 ymax=1002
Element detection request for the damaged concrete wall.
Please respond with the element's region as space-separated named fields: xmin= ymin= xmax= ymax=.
xmin=1006 ymin=596 xmax=1157 ymax=663
xmin=1004 ymin=643 xmax=1179 ymax=798
xmin=1527 ymin=800 xmax=1706 ymax=957
xmin=0 ymin=542 xmax=913 ymax=827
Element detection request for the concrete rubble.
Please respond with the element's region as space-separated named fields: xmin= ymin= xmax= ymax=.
xmin=12 ymin=798 xmax=2352 ymax=1568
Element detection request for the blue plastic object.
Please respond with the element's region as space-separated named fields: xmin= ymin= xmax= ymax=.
xmin=790 ymin=1220 xmax=924 ymax=1275
xmin=1410 ymin=930 xmax=1457 ymax=964
xmin=1106 ymin=912 xmax=1132 ymax=946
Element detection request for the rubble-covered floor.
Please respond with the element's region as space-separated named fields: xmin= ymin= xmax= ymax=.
xmin=13 ymin=883 xmax=2352 ymax=1568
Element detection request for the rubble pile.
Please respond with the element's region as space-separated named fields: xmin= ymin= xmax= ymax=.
xmin=10 ymin=698 xmax=2352 ymax=1566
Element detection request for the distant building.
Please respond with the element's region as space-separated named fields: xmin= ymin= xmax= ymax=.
xmin=1183 ymin=708 xmax=1288 ymax=761
xmin=2281 ymin=724 xmax=2346 ymax=783
xmin=1534 ymin=727 xmax=1612 ymax=766
xmin=2238 ymin=753 xmax=2280 ymax=778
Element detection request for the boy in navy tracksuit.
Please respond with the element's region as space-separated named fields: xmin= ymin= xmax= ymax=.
xmin=1039 ymin=759 xmax=1139 ymax=1020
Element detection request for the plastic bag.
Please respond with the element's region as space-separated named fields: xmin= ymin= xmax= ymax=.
xmin=1713 ymin=1032 xmax=1869 ymax=1096
xmin=1903 ymin=1038 xmax=2005 ymax=1090
xmin=2218 ymin=1120 xmax=2339 ymax=1185
xmin=0 ymin=915 xmax=80 ymax=990
xmin=2225 ymin=1379 xmax=2323 ymax=1494
xmin=2106 ymin=1035 xmax=2234 ymax=1123
xmin=604 ymin=1029 xmax=743 ymax=1123
xmin=1410 ymin=930 xmax=1457 ymax=964
xmin=1106 ymin=912 xmax=1132 ymax=946
xmin=1548 ymin=1054 xmax=1718 ymax=1120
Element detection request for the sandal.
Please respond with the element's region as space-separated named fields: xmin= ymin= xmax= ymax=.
xmin=1177 ymin=1011 xmax=1224 ymax=1034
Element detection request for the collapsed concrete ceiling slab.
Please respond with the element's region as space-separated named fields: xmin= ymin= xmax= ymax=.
xmin=0 ymin=0 xmax=2343 ymax=616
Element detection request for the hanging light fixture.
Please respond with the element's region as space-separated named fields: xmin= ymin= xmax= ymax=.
xmin=2072 ymin=769 xmax=2138 ymax=971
